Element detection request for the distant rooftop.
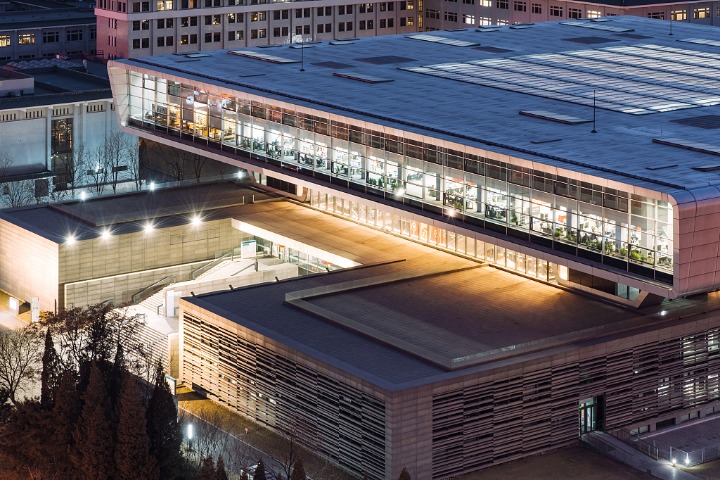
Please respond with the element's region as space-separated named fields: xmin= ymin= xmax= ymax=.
xmin=116 ymin=16 xmax=720 ymax=194
xmin=0 ymin=1 xmax=94 ymax=31
xmin=0 ymin=62 xmax=112 ymax=109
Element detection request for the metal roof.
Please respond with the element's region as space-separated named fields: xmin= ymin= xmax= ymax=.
xmin=114 ymin=16 xmax=720 ymax=195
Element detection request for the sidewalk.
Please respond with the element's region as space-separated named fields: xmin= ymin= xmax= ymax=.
xmin=584 ymin=431 xmax=702 ymax=480
xmin=177 ymin=387 xmax=355 ymax=480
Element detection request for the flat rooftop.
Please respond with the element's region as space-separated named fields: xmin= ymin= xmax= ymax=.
xmin=182 ymin=200 xmax=712 ymax=390
xmin=0 ymin=181 xmax=272 ymax=243
xmin=0 ymin=64 xmax=111 ymax=109
xmin=119 ymin=16 xmax=720 ymax=195
xmin=0 ymin=7 xmax=94 ymax=31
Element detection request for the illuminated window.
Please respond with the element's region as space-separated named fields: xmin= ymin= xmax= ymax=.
xmin=694 ymin=7 xmax=710 ymax=18
xmin=587 ymin=10 xmax=601 ymax=18
xmin=18 ymin=34 xmax=35 ymax=45
xmin=250 ymin=11 xmax=266 ymax=21
xmin=671 ymin=9 xmax=687 ymax=20
xmin=463 ymin=14 xmax=475 ymax=23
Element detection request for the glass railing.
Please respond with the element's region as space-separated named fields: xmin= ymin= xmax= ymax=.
xmin=127 ymin=115 xmax=674 ymax=285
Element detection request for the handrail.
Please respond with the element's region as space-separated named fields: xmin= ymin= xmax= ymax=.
xmin=191 ymin=250 xmax=234 ymax=280
xmin=131 ymin=275 xmax=175 ymax=305
xmin=612 ymin=423 xmax=720 ymax=467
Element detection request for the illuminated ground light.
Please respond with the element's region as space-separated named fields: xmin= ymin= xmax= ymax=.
xmin=149 ymin=181 xmax=156 ymax=192
xmin=79 ymin=191 xmax=88 ymax=201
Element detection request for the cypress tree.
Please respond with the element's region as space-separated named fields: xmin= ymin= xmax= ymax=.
xmin=216 ymin=456 xmax=229 ymax=480
xmin=254 ymin=458 xmax=267 ymax=480
xmin=51 ymin=370 xmax=81 ymax=478
xmin=115 ymin=374 xmax=159 ymax=480
xmin=398 ymin=467 xmax=412 ymax=480
xmin=290 ymin=458 xmax=306 ymax=480
xmin=198 ymin=456 xmax=216 ymax=480
xmin=147 ymin=362 xmax=182 ymax=479
xmin=109 ymin=341 xmax=125 ymax=408
xmin=40 ymin=329 xmax=61 ymax=408
xmin=72 ymin=361 xmax=116 ymax=480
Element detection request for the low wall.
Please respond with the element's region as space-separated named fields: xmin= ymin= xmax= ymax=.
xmin=63 ymin=259 xmax=210 ymax=307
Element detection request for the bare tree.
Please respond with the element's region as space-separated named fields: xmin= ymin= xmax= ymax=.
xmin=41 ymin=304 xmax=147 ymax=375
xmin=0 ymin=153 xmax=36 ymax=208
xmin=103 ymin=132 xmax=127 ymax=193
xmin=149 ymin=142 xmax=188 ymax=182
xmin=69 ymin=142 xmax=88 ymax=196
xmin=191 ymin=153 xmax=207 ymax=183
xmin=86 ymin=145 xmax=108 ymax=194
xmin=127 ymin=137 xmax=143 ymax=191
xmin=0 ymin=327 xmax=43 ymax=405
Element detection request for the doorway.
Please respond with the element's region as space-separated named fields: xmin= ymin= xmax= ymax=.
xmin=579 ymin=396 xmax=605 ymax=434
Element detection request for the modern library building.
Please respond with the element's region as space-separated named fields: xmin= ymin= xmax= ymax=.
xmin=108 ymin=16 xmax=720 ymax=478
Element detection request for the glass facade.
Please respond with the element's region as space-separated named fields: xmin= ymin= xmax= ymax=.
xmin=123 ymin=71 xmax=674 ymax=285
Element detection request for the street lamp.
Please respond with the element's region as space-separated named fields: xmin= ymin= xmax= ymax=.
xmin=187 ymin=423 xmax=194 ymax=451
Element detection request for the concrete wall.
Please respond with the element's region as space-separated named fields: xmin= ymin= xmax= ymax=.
xmin=59 ymin=218 xmax=245 ymax=306
xmin=0 ymin=218 xmax=59 ymax=311
xmin=0 ymin=100 xmax=124 ymax=177
xmin=64 ymin=258 xmax=209 ymax=307
xmin=179 ymin=300 xmax=391 ymax=479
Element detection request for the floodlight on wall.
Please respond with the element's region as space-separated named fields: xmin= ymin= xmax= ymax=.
xmin=190 ymin=214 xmax=202 ymax=227
xmin=65 ymin=234 xmax=76 ymax=245
xmin=101 ymin=228 xmax=112 ymax=240
xmin=144 ymin=222 xmax=154 ymax=234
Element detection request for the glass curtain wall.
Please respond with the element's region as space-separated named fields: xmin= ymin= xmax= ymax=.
xmin=125 ymin=71 xmax=674 ymax=284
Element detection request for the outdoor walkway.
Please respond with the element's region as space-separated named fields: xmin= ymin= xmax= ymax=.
xmin=640 ymin=415 xmax=720 ymax=455
xmin=584 ymin=432 xmax=701 ymax=480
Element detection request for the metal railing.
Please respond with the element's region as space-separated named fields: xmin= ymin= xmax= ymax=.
xmin=611 ymin=426 xmax=720 ymax=467
xmin=190 ymin=249 xmax=236 ymax=280
xmin=131 ymin=275 xmax=175 ymax=305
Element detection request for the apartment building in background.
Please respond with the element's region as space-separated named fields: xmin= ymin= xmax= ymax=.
xmin=96 ymin=0 xmax=421 ymax=59
xmin=0 ymin=0 xmax=96 ymax=63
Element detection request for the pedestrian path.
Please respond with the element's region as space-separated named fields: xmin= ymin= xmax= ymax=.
xmin=583 ymin=431 xmax=701 ymax=480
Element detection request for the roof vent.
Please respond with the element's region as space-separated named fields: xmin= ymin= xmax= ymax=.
xmin=645 ymin=164 xmax=678 ymax=171
xmin=333 ymin=72 xmax=393 ymax=83
xmin=520 ymin=110 xmax=591 ymax=125
xmin=653 ymin=138 xmax=720 ymax=157
xmin=671 ymin=115 xmax=720 ymax=130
